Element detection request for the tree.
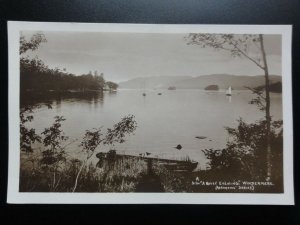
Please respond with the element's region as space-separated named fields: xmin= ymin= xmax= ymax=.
xmin=20 ymin=32 xmax=47 ymax=55
xmin=41 ymin=116 xmax=68 ymax=191
xmin=202 ymin=118 xmax=283 ymax=182
xmin=72 ymin=114 xmax=137 ymax=192
xmin=20 ymin=33 xmax=48 ymax=92
xmin=106 ymin=81 xmax=119 ymax=91
xmin=186 ymin=34 xmax=272 ymax=180
xmin=20 ymin=106 xmax=41 ymax=153
xmin=104 ymin=115 xmax=137 ymax=146
xmin=94 ymin=73 xmax=105 ymax=90
xmin=41 ymin=116 xmax=68 ymax=165
xmin=73 ymin=127 xmax=103 ymax=192
xmin=19 ymin=33 xmax=109 ymax=92
xmin=20 ymin=103 xmax=52 ymax=152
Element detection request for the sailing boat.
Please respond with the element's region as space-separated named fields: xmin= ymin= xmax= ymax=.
xmin=226 ymin=86 xmax=232 ymax=96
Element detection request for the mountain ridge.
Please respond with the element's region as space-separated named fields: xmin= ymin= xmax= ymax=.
xmin=118 ymin=74 xmax=282 ymax=90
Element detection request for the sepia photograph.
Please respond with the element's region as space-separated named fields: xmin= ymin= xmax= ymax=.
xmin=7 ymin=22 xmax=293 ymax=204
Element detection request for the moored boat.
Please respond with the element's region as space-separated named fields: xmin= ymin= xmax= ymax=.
xmin=96 ymin=150 xmax=198 ymax=172
xmin=159 ymin=161 xmax=198 ymax=172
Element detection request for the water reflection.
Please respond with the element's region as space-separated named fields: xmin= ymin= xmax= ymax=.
xmin=21 ymin=90 xmax=104 ymax=108
xmin=227 ymin=96 xmax=232 ymax=103
xmin=55 ymin=97 xmax=62 ymax=112
xmin=25 ymin=89 xmax=282 ymax=165
xmin=107 ymin=90 xmax=117 ymax=97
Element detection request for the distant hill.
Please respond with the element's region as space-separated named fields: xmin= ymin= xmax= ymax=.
xmin=118 ymin=76 xmax=192 ymax=89
xmin=118 ymin=74 xmax=282 ymax=90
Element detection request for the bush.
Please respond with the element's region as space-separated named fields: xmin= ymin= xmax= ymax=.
xmin=19 ymin=111 xmax=142 ymax=192
xmin=20 ymin=154 xmax=147 ymax=192
xmin=202 ymin=118 xmax=283 ymax=182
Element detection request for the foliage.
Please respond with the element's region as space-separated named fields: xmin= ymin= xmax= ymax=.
xmin=186 ymin=33 xmax=275 ymax=180
xmin=106 ymin=81 xmax=119 ymax=90
xmin=19 ymin=33 xmax=111 ymax=92
xmin=20 ymin=33 xmax=47 ymax=54
xmin=20 ymin=153 xmax=193 ymax=193
xmin=245 ymin=86 xmax=266 ymax=111
xmin=80 ymin=128 xmax=103 ymax=158
xmin=202 ymin=118 xmax=283 ymax=181
xmin=268 ymin=81 xmax=282 ymax=93
xmin=19 ymin=32 xmax=50 ymax=152
xmin=72 ymin=127 xmax=104 ymax=192
xmin=72 ymin=115 xmax=137 ymax=191
xmin=19 ymin=109 xmax=192 ymax=193
xmin=20 ymin=108 xmax=139 ymax=192
xmin=20 ymin=153 xmax=146 ymax=192
xmin=41 ymin=116 xmax=68 ymax=165
xmin=20 ymin=106 xmax=41 ymax=153
xmin=153 ymin=164 xmax=192 ymax=192
xmin=104 ymin=115 xmax=138 ymax=146
xmin=20 ymin=104 xmax=52 ymax=152
xmin=21 ymin=65 xmax=107 ymax=92
xmin=186 ymin=34 xmax=264 ymax=69
xmin=253 ymin=81 xmax=282 ymax=94
xmin=19 ymin=112 xmax=69 ymax=191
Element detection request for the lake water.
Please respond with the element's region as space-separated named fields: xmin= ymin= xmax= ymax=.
xmin=27 ymin=89 xmax=282 ymax=168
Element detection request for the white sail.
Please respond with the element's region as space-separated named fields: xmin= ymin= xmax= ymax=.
xmin=226 ymin=86 xmax=232 ymax=95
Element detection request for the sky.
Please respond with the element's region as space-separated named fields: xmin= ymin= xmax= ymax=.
xmin=21 ymin=31 xmax=282 ymax=83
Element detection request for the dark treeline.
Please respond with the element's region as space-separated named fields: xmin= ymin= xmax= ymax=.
xmin=20 ymin=33 xmax=118 ymax=93
xmin=21 ymin=58 xmax=108 ymax=92
xmin=265 ymin=81 xmax=282 ymax=93
xmin=20 ymin=89 xmax=105 ymax=107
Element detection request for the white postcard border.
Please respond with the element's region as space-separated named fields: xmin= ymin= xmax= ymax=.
xmin=7 ymin=21 xmax=294 ymax=205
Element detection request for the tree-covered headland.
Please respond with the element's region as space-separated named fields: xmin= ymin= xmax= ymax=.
xmin=20 ymin=33 xmax=118 ymax=93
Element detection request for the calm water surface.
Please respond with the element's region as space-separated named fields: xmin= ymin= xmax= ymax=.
xmin=27 ymin=89 xmax=282 ymax=168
